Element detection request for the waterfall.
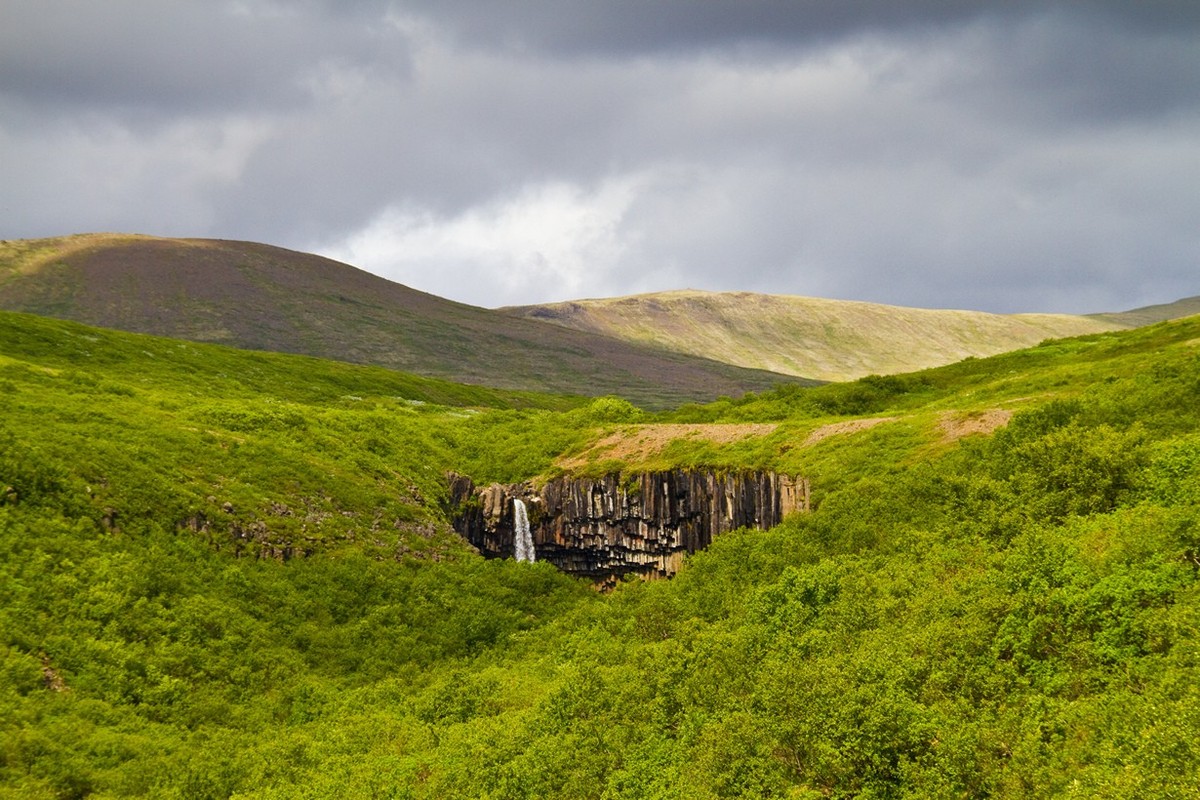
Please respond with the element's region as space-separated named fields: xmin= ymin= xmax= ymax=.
xmin=513 ymin=498 xmax=536 ymax=563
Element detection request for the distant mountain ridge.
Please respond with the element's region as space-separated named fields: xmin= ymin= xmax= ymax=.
xmin=504 ymin=290 xmax=1128 ymax=382
xmin=3 ymin=233 xmax=1192 ymax=397
xmin=0 ymin=234 xmax=802 ymax=408
xmin=1088 ymin=295 xmax=1200 ymax=328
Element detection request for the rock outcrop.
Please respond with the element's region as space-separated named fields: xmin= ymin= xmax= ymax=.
xmin=448 ymin=470 xmax=808 ymax=581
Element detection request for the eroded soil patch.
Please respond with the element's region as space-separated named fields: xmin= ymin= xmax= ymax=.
xmin=558 ymin=423 xmax=778 ymax=469
xmin=802 ymin=417 xmax=896 ymax=446
xmin=937 ymin=409 xmax=1013 ymax=442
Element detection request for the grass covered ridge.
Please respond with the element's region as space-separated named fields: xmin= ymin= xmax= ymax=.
xmin=3 ymin=310 xmax=1200 ymax=797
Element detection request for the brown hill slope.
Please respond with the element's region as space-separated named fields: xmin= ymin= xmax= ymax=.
xmin=504 ymin=290 xmax=1126 ymax=382
xmin=1088 ymin=295 xmax=1200 ymax=328
xmin=0 ymin=234 xmax=804 ymax=407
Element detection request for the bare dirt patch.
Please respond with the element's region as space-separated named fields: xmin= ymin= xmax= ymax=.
xmin=557 ymin=423 xmax=778 ymax=469
xmin=938 ymin=409 xmax=1013 ymax=442
xmin=802 ymin=417 xmax=895 ymax=446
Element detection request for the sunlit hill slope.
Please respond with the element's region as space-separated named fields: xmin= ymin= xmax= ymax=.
xmin=506 ymin=289 xmax=1126 ymax=382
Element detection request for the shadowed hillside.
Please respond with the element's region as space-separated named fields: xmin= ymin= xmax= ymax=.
xmin=0 ymin=234 xmax=804 ymax=407
xmin=505 ymin=289 xmax=1126 ymax=382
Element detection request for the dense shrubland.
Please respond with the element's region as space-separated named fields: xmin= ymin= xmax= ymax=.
xmin=2 ymin=310 xmax=1200 ymax=797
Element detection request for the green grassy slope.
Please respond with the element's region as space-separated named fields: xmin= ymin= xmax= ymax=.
xmin=505 ymin=289 xmax=1125 ymax=382
xmin=4 ymin=311 xmax=1200 ymax=797
xmin=0 ymin=310 xmax=585 ymax=562
xmin=0 ymin=235 xmax=804 ymax=408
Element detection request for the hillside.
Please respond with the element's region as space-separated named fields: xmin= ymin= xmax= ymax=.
xmin=0 ymin=234 xmax=802 ymax=408
xmin=4 ymin=309 xmax=1200 ymax=796
xmin=1089 ymin=294 xmax=1200 ymax=328
xmin=505 ymin=289 xmax=1125 ymax=382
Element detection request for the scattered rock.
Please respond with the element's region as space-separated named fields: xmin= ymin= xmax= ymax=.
xmin=40 ymin=652 xmax=67 ymax=692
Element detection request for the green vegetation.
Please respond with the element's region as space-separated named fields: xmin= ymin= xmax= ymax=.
xmin=0 ymin=236 xmax=802 ymax=408
xmin=3 ymin=308 xmax=1200 ymax=797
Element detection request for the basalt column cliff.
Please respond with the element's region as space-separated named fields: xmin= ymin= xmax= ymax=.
xmin=448 ymin=470 xmax=809 ymax=581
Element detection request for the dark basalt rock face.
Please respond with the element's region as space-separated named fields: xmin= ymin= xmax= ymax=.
xmin=448 ymin=470 xmax=809 ymax=581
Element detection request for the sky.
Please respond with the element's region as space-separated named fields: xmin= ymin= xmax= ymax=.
xmin=1 ymin=1 xmax=1198 ymax=314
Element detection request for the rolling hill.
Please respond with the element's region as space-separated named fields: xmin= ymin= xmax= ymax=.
xmin=1088 ymin=294 xmax=1200 ymax=328
xmin=504 ymin=289 xmax=1127 ymax=382
xmin=0 ymin=234 xmax=802 ymax=408
xmin=6 ymin=233 xmax=1192 ymax=400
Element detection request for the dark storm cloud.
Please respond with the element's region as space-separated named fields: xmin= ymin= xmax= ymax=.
xmin=404 ymin=0 xmax=1200 ymax=56
xmin=1 ymin=0 xmax=1197 ymax=313
xmin=0 ymin=0 xmax=411 ymax=115
xmin=947 ymin=11 xmax=1200 ymax=127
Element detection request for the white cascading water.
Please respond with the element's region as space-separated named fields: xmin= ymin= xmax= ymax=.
xmin=513 ymin=498 xmax=536 ymax=563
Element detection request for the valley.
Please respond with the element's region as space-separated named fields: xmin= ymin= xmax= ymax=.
xmin=1 ymin=237 xmax=1199 ymax=797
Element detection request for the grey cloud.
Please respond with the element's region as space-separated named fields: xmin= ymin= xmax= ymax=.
xmin=0 ymin=0 xmax=411 ymax=116
xmin=939 ymin=13 xmax=1200 ymax=131
xmin=401 ymin=1 xmax=1200 ymax=57
xmin=205 ymin=49 xmax=672 ymax=242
